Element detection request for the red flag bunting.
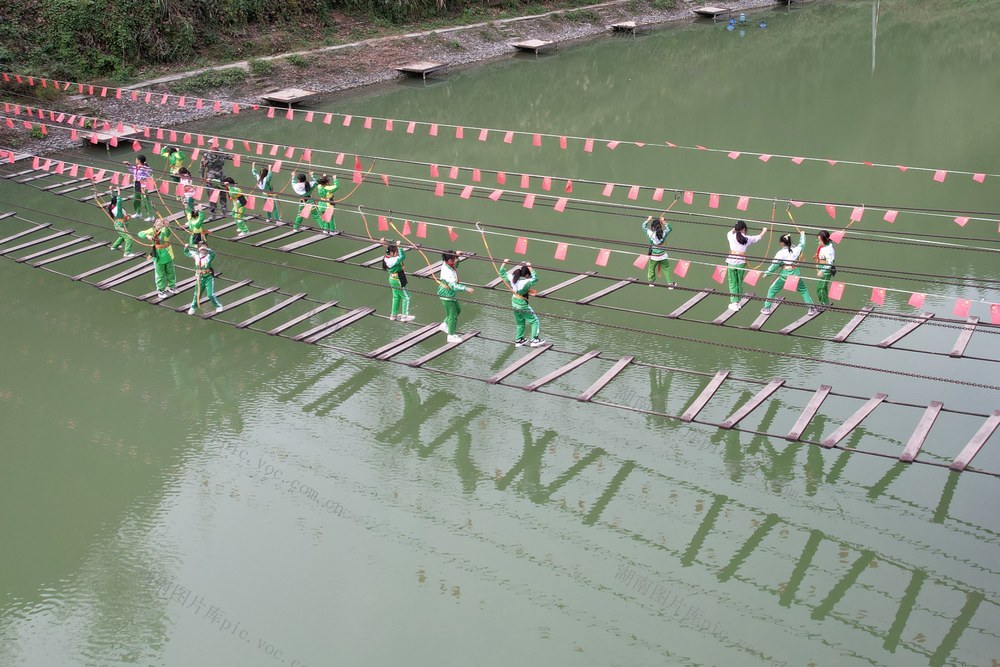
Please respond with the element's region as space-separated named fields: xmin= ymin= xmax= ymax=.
xmin=497 ymin=172 xmax=506 ymax=185
xmin=554 ymin=243 xmax=568 ymax=260
xmin=683 ymin=191 xmax=694 ymax=205
xmin=449 ymin=166 xmax=459 ymax=179
xmin=520 ymin=174 xmax=530 ymax=189
xmin=479 ymin=128 xmax=489 ymax=142
xmin=460 ymin=186 xmax=473 ymax=199
xmin=455 ymin=126 xmax=464 ymax=139
xmin=825 ymin=204 xmax=837 ymax=219
xmin=709 ymin=193 xmax=720 ymax=209
xmin=416 ymin=222 xmax=427 ymax=238
xmin=515 ymin=237 xmax=528 ymax=254
xmin=627 ymin=185 xmax=639 ymax=200
xmin=633 ymin=254 xmax=649 ymax=270
xmin=378 ymin=216 xmax=388 ymax=232
xmin=554 ymin=197 xmax=568 ymax=213
xmin=595 ymin=249 xmax=610 ymax=266
xmin=602 ymin=183 xmax=614 ymax=197
xmin=533 ymin=134 xmax=542 ymax=147
xmin=933 ymin=170 xmax=947 ymax=183
xmin=954 ymin=216 xmax=969 ymax=227
xmin=584 ymin=139 xmax=594 ymax=153
xmin=652 ymin=188 xmax=664 ymax=202
xmin=829 ymin=281 xmax=845 ymax=301
xmin=504 ymin=131 xmax=514 ymax=144
xmin=523 ymin=193 xmax=535 ymax=209
xmin=712 ymin=265 xmax=726 ymax=284
xmin=407 ymin=121 xmax=415 ymax=134
xmin=870 ymin=287 xmax=886 ymax=305
xmin=673 ymin=260 xmax=690 ymax=278
xmin=883 ymin=210 xmax=898 ymax=223
xmin=783 ymin=275 xmax=800 ymax=292
xmin=737 ymin=196 xmax=749 ymax=211
xmin=448 ymin=227 xmax=458 ymax=242
xmin=488 ymin=189 xmax=503 ymax=201
xmin=908 ymin=293 xmax=926 ymax=308
xmin=953 ymin=298 xmax=971 ymax=318
xmin=434 ymin=182 xmax=445 ymax=197
xmin=744 ymin=270 xmax=761 ymax=286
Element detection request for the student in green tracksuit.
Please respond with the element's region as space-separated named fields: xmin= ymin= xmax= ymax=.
xmin=382 ymin=241 xmax=414 ymax=321
xmin=160 ymin=146 xmax=186 ymax=182
xmin=186 ymin=206 xmax=210 ymax=246
xmin=137 ymin=219 xmax=177 ymax=298
xmin=437 ymin=251 xmax=473 ymax=343
xmin=252 ymin=162 xmax=280 ymax=222
xmin=184 ymin=243 xmax=223 ymax=314
xmin=291 ymin=172 xmax=322 ymax=230
xmin=814 ymin=229 xmax=836 ymax=308
xmin=107 ymin=188 xmax=136 ymax=257
xmin=761 ymin=231 xmax=816 ymax=315
xmin=315 ymin=175 xmax=340 ymax=234
xmin=123 ymin=155 xmax=155 ymax=222
xmin=500 ymin=259 xmax=544 ymax=347
xmin=642 ymin=214 xmax=674 ymax=287
xmin=221 ymin=177 xmax=249 ymax=236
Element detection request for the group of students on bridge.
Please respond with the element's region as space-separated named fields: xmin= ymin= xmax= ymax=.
xmin=101 ymin=149 xmax=838 ymax=346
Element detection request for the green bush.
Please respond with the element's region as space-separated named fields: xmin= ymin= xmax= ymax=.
xmin=248 ymin=58 xmax=273 ymax=76
xmin=285 ymin=54 xmax=309 ymax=68
xmin=171 ymin=67 xmax=249 ymax=93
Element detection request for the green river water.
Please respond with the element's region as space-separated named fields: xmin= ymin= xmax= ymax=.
xmin=1 ymin=1 xmax=999 ymax=665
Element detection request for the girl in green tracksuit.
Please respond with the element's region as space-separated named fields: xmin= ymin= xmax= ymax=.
xmin=500 ymin=260 xmax=544 ymax=347
xmin=186 ymin=206 xmax=210 ymax=246
xmin=642 ymin=215 xmax=674 ymax=287
xmin=137 ymin=219 xmax=176 ymax=297
xmin=222 ymin=177 xmax=249 ymax=236
xmin=107 ymin=188 xmax=135 ymax=257
xmin=814 ymin=230 xmax=836 ymax=308
xmin=761 ymin=231 xmax=816 ymax=315
xmin=291 ymin=172 xmax=322 ymax=229
xmin=437 ymin=251 xmax=473 ymax=343
xmin=160 ymin=146 xmax=186 ymax=182
xmin=252 ymin=163 xmax=280 ymax=222
xmin=382 ymin=241 xmax=414 ymax=321
xmin=183 ymin=243 xmax=223 ymax=314
xmin=315 ymin=175 xmax=340 ymax=234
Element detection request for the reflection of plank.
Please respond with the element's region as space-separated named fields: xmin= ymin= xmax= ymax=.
xmin=786 ymin=384 xmax=832 ymax=441
xmin=267 ymin=300 xmax=339 ymax=335
xmin=949 ymin=316 xmax=979 ymax=358
xmin=577 ymin=356 xmax=634 ymax=402
xmin=577 ymin=279 xmax=634 ymax=305
xmin=899 ymin=401 xmax=943 ymax=463
xmin=32 ymin=241 xmax=105 ymax=267
xmin=833 ymin=306 xmax=873 ymax=342
xmin=877 ymin=312 xmax=933 ymax=348
xmin=296 ymin=307 xmax=375 ymax=343
xmin=778 ymin=309 xmax=821 ymax=335
xmin=713 ymin=295 xmax=752 ymax=325
xmin=681 ymin=370 xmax=729 ymax=422
xmin=204 ymin=286 xmax=279 ymax=319
xmin=820 ymin=393 xmax=888 ymax=448
xmin=949 ymin=409 xmax=1000 ymax=472
xmin=235 ymin=293 xmax=306 ymax=329
xmin=523 ymin=350 xmax=601 ymax=392
xmin=487 ymin=344 xmax=551 ymax=384
xmin=720 ymin=379 xmax=785 ymax=429
xmin=407 ymin=330 xmax=479 ymax=367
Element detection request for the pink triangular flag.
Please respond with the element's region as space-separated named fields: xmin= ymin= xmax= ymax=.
xmin=712 ymin=265 xmax=727 ymax=284
xmin=850 ymin=206 xmax=864 ymax=222
xmin=448 ymin=227 xmax=458 ymax=242
xmin=673 ymin=260 xmax=690 ymax=278
xmin=972 ymin=173 xmax=986 ymax=183
xmin=504 ymin=131 xmax=514 ymax=144
xmin=416 ymin=222 xmax=427 ymax=238
xmin=633 ymin=254 xmax=649 ymax=270
xmin=683 ymin=191 xmax=694 ymax=205
xmin=744 ymin=270 xmax=761 ymax=286
xmin=564 ymin=180 xmax=573 ymax=193
xmin=829 ymin=230 xmax=845 ymax=244
xmin=434 ymin=182 xmax=445 ymax=197
xmin=758 ymin=154 xmax=772 ymax=163
xmin=554 ymin=197 xmax=568 ymax=213
xmin=933 ymin=170 xmax=947 ymax=183
xmin=381 ymin=174 xmax=389 ymax=187
xmin=870 ymin=287 xmax=886 ymax=305
xmin=607 ymin=141 xmax=619 ymax=150
xmin=825 ymin=204 xmax=837 ymax=219
xmin=132 ymin=140 xmax=142 ymax=152
xmin=301 ymin=148 xmax=312 ymax=162
xmin=728 ymin=151 xmax=741 ymax=160
xmin=284 ymin=145 xmax=294 ymax=158
xmin=523 ymin=193 xmax=535 ymax=209
xmin=826 ymin=159 xmax=838 ymax=166
xmin=554 ymin=243 xmax=568 ymax=260
xmin=709 ymin=193 xmax=720 ymax=209
xmin=791 ymin=157 xmax=805 ymax=165
xmin=736 ymin=196 xmax=749 ymax=211
xmin=401 ymin=220 xmax=411 ymax=235
xmin=829 ymin=281 xmax=845 ymax=301
xmin=515 ymin=237 xmax=528 ymax=254
xmin=783 ymin=275 xmax=800 ymax=292
xmin=954 ymin=216 xmax=969 ymax=227
xmin=602 ymin=183 xmax=615 ymax=197
xmin=159 ymin=179 xmax=170 ymax=195
xmin=627 ymin=185 xmax=640 ymax=201
xmin=303 ymin=111 xmax=313 ymax=122
xmin=378 ymin=216 xmax=389 ymax=232
xmin=489 ymin=189 xmax=503 ymax=201
xmin=460 ymin=185 xmax=473 ymax=199
xmin=246 ymin=195 xmax=256 ymax=211
xmin=342 ymin=115 xmax=352 ymax=126
xmin=883 ymin=210 xmax=898 ymax=223
xmin=908 ymin=293 xmax=926 ymax=308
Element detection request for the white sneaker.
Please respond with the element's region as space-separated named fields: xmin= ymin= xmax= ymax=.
xmin=215 ymin=305 xmax=224 ymax=314
xmin=130 ymin=213 xmax=140 ymax=219
xmin=399 ymin=314 xmax=415 ymax=322
xmin=237 ymin=231 xmax=247 ymax=237
xmin=514 ymin=338 xmax=527 ymax=347
xmin=187 ymin=307 xmax=196 ymax=315
xmin=124 ymin=252 xmax=137 ymax=258
xmin=667 ymin=282 xmax=677 ymax=289
xmin=144 ymin=216 xmax=154 ymax=222
xmin=807 ymin=306 xmax=818 ymax=316
xmin=157 ymin=291 xmax=169 ymax=299
xmin=438 ymin=322 xmax=449 ymax=333
xmin=529 ymin=338 xmax=545 ymax=347
xmin=168 ymin=287 xmax=178 ymax=294
xmin=760 ymin=307 xmax=773 ymax=315
xmin=388 ymin=315 xmax=397 ymax=321
xmin=727 ymin=302 xmax=741 ymax=312
xmin=447 ymin=334 xmax=462 ymax=343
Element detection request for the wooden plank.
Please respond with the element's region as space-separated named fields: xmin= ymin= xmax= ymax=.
xmin=0 ymin=223 xmax=50 ymax=247
xmin=785 ymin=384 xmax=832 ymax=441
xmin=2 ymin=168 xmax=37 ymax=179
xmin=749 ymin=299 xmax=782 ymax=331
xmin=261 ymin=88 xmax=317 ymax=105
xmin=833 ymin=306 xmax=873 ymax=343
xmin=512 ymin=39 xmax=556 ymax=53
xmin=680 ymin=370 xmax=730 ymax=422
xmin=577 ymin=279 xmax=634 ymax=305
xmin=0 ymin=211 xmax=17 ymax=221
xmin=523 ymin=350 xmax=602 ymax=392
xmin=366 ymin=322 xmax=437 ymax=358
xmin=203 ymin=286 xmax=279 ymax=319
xmin=18 ymin=171 xmax=55 ymax=183
xmin=720 ymin=379 xmax=786 ymax=429
xmin=72 ymin=255 xmax=135 ymax=281
xmin=226 ymin=225 xmax=276 ymax=242
xmin=31 ymin=241 xmax=105 ymax=267
xmin=175 ymin=279 xmax=252 ymax=312
xmin=56 ymin=180 xmax=98 ymax=195
xmin=396 ymin=61 xmax=449 ymax=79
xmin=487 ymin=343 xmax=552 ymax=385
xmin=293 ymin=306 xmax=374 ymax=342
xmin=535 ymin=272 xmax=593 ymax=297
xmin=207 ymin=220 xmax=239 ymax=235
xmin=278 ymin=233 xmax=327 ymax=253
xmin=900 ymin=401 xmax=944 ymax=463
xmin=143 ymin=276 xmax=200 ymax=303
xmin=778 ymin=309 xmax=821 ymax=335
xmin=406 ymin=330 xmax=480 ymax=367
xmin=252 ymin=229 xmax=299 ymax=247
xmin=877 ymin=312 xmax=933 ymax=348
xmin=16 ymin=236 xmax=91 ymax=263
xmin=949 ymin=316 xmax=979 ymax=358
xmin=335 ymin=242 xmax=382 ymax=263
xmin=304 ymin=307 xmax=376 ymax=343
xmin=413 ymin=260 xmax=443 ymax=278
xmin=267 ymin=300 xmax=339 ymax=335
xmin=949 ymin=410 xmax=1000 ymax=472
xmin=98 ymin=264 xmax=153 ymax=290
xmin=0 ymin=231 xmax=72 ymax=256
xmin=375 ymin=324 xmax=442 ymax=361
xmin=713 ymin=295 xmax=752 ymax=325
xmin=820 ymin=393 xmax=888 ymax=448
xmin=361 ymin=255 xmax=387 ymax=268
xmin=485 ymin=275 xmax=507 ymax=289
xmin=236 ymin=293 xmax=307 ymax=329
xmin=668 ymin=289 xmax=715 ymax=319
xmin=42 ymin=177 xmax=85 ymax=192
xmin=576 ymin=356 xmax=634 ymax=402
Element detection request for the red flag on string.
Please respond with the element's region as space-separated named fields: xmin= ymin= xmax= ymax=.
xmin=595 ymin=249 xmax=610 ymax=267
xmin=342 ymin=115 xmax=352 ymax=126
xmin=627 ymin=186 xmax=639 ymax=201
xmin=973 ymin=173 xmax=986 ymax=183
xmin=990 ymin=303 xmax=1000 ymax=325
xmin=416 ymin=222 xmax=427 ymax=238
xmin=335 ymin=154 xmax=344 ymax=165
xmin=783 ymin=275 xmax=800 ymax=292
xmin=262 ymin=198 xmax=274 ymax=213
xmin=132 ymin=140 xmax=141 ymax=151
xmin=196 ymin=98 xmax=204 ymax=109
xmin=954 ymin=216 xmax=969 ymax=227
xmin=728 ymin=151 xmax=741 ymax=160
xmin=933 ymin=170 xmax=947 ymax=183
xmin=908 ymin=293 xmax=926 ymax=308
xmin=709 ymin=193 xmax=720 ymax=209
xmin=489 ymin=189 xmax=503 ymax=201
xmin=434 ymin=182 xmax=445 ymax=197
xmin=829 ymin=282 xmax=845 ymax=301
xmin=120 ymin=174 xmax=130 ymax=188
xmin=354 ymin=156 xmax=362 ymax=171
xmin=300 ymin=204 xmax=313 ymax=219
xmin=267 ymin=107 xmax=275 ymax=119
xmin=406 ymin=121 xmax=415 ymax=134
xmin=478 ymin=128 xmax=489 ymax=141
xmin=542 ymin=177 xmax=551 ymax=191
xmin=830 ymin=230 xmax=845 ymax=244
xmin=378 ymin=216 xmax=388 ymax=232
xmin=554 ymin=243 xmax=568 ymax=260
xmin=523 ymin=194 xmax=535 ymax=209
xmin=159 ymin=180 xmax=170 ymax=195
xmin=497 ymin=172 xmax=506 ymax=185
xmin=269 ymin=144 xmax=278 ymax=156
xmin=381 ymin=174 xmax=389 ymax=187
xmin=883 ymin=210 xmax=898 ymax=223
xmin=455 ymin=126 xmax=464 ymax=139
xmin=449 ymin=166 xmax=459 ymax=179
xmin=448 ymin=227 xmax=458 ymax=241
xmin=744 ymin=270 xmax=761 ymax=286
xmin=301 ymin=148 xmax=312 ymax=162
xmin=737 ymin=196 xmax=749 ymax=211
xmin=352 ymin=171 xmax=362 ymax=184
xmin=384 ymin=118 xmax=393 ymax=131
xmin=712 ymin=265 xmax=726 ymax=284
xmin=758 ymin=154 xmax=772 ymax=163
xmin=826 ymin=159 xmax=838 ymax=166
xmin=870 ymin=287 xmax=886 ymax=305
xmin=532 ymin=133 xmax=542 ymax=147
xmin=673 ymin=260 xmax=690 ymax=278
xmin=520 ymin=174 xmax=530 ymax=189
xmin=401 ymin=220 xmax=411 ymax=235
xmin=652 ymin=188 xmax=664 ymax=202
xmin=683 ymin=191 xmax=694 ymax=205
xmin=193 ymin=186 xmax=202 ymax=200
xmin=174 ymin=183 xmax=184 ymax=197
xmin=953 ymin=298 xmax=972 ymax=318
xmin=565 ymin=180 xmax=573 ymax=193
xmin=213 ymin=100 xmax=221 ymax=112
xmin=323 ymin=113 xmax=332 ymax=124
xmin=283 ymin=108 xmax=294 ymax=121
xmin=584 ymin=139 xmax=594 ymax=153
xmin=272 ymin=160 xmax=282 ymax=173
xmin=791 ymin=157 xmax=805 ymax=165
xmin=850 ymin=206 xmax=864 ymax=222
xmin=602 ymin=183 xmax=614 ymax=197
xmin=303 ymin=111 xmax=313 ymax=123
xmin=244 ymin=195 xmax=255 ymax=210
xmin=284 ymin=146 xmax=294 ymax=158
xmin=559 ymin=136 xmax=567 ymax=150
xmin=191 ymin=148 xmax=200 ymax=161
xmin=460 ymin=186 xmax=473 ymax=199
xmin=429 ymin=124 xmax=438 ymax=136
xmin=232 ymin=155 xmax=241 ymax=167
xmin=430 ymin=164 xmax=439 ymax=177
xmin=633 ymin=254 xmax=648 ymax=270
xmin=515 ymin=237 xmax=528 ymax=254
xmin=363 ymin=117 xmax=372 ymax=129
xmin=607 ymin=141 xmax=619 ymax=150
xmin=256 ymin=143 xmax=263 ymax=155
xmin=504 ymin=131 xmax=514 ymax=144
xmin=554 ymin=198 xmax=568 ymax=213
xmin=825 ymin=204 xmax=837 ymax=219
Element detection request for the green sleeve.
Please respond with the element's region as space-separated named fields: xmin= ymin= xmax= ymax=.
xmin=183 ymin=246 xmax=194 ymax=258
xmin=764 ymin=260 xmax=781 ymax=277
xmin=662 ymin=223 xmax=672 ymax=238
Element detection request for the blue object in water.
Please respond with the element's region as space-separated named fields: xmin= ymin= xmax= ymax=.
xmin=727 ymin=23 xmax=735 ymax=31
xmin=760 ymin=21 xmax=767 ymax=29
